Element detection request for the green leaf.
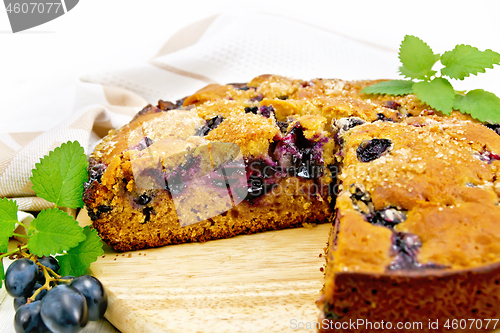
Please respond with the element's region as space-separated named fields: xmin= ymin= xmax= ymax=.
xmin=453 ymin=89 xmax=500 ymax=123
xmin=0 ymin=259 xmax=5 ymax=288
xmin=27 ymin=208 xmax=86 ymax=256
xmin=31 ymin=141 xmax=88 ymax=208
xmin=361 ymin=80 xmax=414 ymax=96
xmin=0 ymin=198 xmax=19 ymax=253
xmin=58 ymin=226 xmax=104 ymax=277
xmin=399 ymin=35 xmax=439 ymax=80
xmin=412 ymin=78 xmax=455 ymax=114
xmin=399 ymin=66 xmax=437 ymax=80
xmin=441 ymin=45 xmax=500 ymax=80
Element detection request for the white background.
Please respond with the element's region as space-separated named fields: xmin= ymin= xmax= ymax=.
xmin=0 ymin=0 xmax=500 ymax=133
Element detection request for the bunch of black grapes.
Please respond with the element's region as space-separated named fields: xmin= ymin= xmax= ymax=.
xmin=5 ymin=257 xmax=107 ymax=333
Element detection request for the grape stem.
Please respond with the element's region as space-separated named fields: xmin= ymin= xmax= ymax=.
xmin=34 ymin=260 xmax=61 ymax=279
xmin=0 ymin=244 xmax=28 ymax=260
xmin=29 ymin=265 xmax=52 ymax=302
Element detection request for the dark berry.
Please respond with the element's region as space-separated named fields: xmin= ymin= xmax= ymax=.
xmin=377 ymin=113 xmax=392 ymax=122
xmin=249 ymin=94 xmax=263 ymax=102
xmin=40 ymin=285 xmax=88 ymax=333
xmin=228 ymin=83 xmax=249 ymax=90
xmin=356 ymin=139 xmax=392 ymax=162
xmin=277 ymin=121 xmax=289 ymax=134
xmin=5 ymin=259 xmax=39 ymax=298
xmin=388 ymin=232 xmax=447 ymax=271
xmin=383 ymin=100 xmax=400 ymax=110
xmin=369 ymin=207 xmax=406 ymax=228
xmin=336 ymin=117 xmax=365 ymax=132
xmin=142 ymin=207 xmax=154 ymax=223
xmin=13 ymin=297 xmax=28 ymax=311
xmin=134 ymin=193 xmax=152 ymax=205
xmin=14 ymin=301 xmax=50 ymax=333
xmin=244 ymin=106 xmax=258 ymax=114
xmin=157 ymin=100 xmax=177 ymax=111
xmin=132 ymin=137 xmax=153 ymax=151
xmin=195 ymin=116 xmax=224 ymax=136
xmin=88 ymin=205 xmax=113 ymax=222
xmin=259 ymin=105 xmax=274 ymax=118
xmin=70 ymin=275 xmax=108 ymax=321
xmin=388 ymin=232 xmax=421 ymax=270
xmin=85 ymin=161 xmax=107 ymax=185
xmin=175 ymin=97 xmax=186 ymax=108
xmin=38 ymin=256 xmax=59 ymax=274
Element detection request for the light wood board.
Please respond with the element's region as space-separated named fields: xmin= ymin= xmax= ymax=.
xmin=78 ymin=211 xmax=329 ymax=333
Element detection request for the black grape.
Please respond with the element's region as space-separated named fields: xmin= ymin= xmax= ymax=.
xmin=14 ymin=301 xmax=50 ymax=333
xmin=70 ymin=275 xmax=108 ymax=321
xmin=37 ymin=256 xmax=59 ymax=285
xmin=5 ymin=259 xmax=38 ymax=298
xmin=13 ymin=297 xmax=27 ymax=311
xmin=40 ymin=284 xmax=88 ymax=333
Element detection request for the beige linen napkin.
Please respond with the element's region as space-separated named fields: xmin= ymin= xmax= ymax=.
xmin=0 ymin=11 xmax=400 ymax=212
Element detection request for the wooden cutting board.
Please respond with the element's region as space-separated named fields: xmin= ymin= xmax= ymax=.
xmin=78 ymin=210 xmax=329 ymax=333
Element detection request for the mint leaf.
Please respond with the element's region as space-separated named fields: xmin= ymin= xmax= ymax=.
xmin=27 ymin=208 xmax=86 ymax=256
xmin=0 ymin=198 xmax=19 ymax=253
xmin=412 ymin=78 xmax=455 ymax=114
xmin=31 ymin=141 xmax=88 ymax=209
xmin=454 ymin=89 xmax=500 ymax=123
xmin=399 ymin=66 xmax=436 ymax=80
xmin=361 ymin=80 xmax=414 ymax=96
xmin=58 ymin=226 xmax=104 ymax=277
xmin=399 ymin=35 xmax=439 ymax=80
xmin=441 ymin=45 xmax=500 ymax=80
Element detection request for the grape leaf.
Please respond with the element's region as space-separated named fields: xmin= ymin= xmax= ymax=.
xmin=412 ymin=78 xmax=455 ymax=114
xmin=31 ymin=141 xmax=88 ymax=208
xmin=0 ymin=198 xmax=19 ymax=253
xmin=453 ymin=89 xmax=500 ymax=124
xmin=361 ymin=80 xmax=414 ymax=96
xmin=441 ymin=45 xmax=500 ymax=80
xmin=27 ymin=208 xmax=86 ymax=256
xmin=399 ymin=35 xmax=439 ymax=80
xmin=58 ymin=226 xmax=104 ymax=277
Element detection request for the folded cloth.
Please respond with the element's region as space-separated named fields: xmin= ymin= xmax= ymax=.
xmin=0 ymin=11 xmax=399 ymax=212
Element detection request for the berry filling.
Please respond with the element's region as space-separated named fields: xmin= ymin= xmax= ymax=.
xmin=383 ymin=100 xmax=400 ymax=110
xmin=195 ymin=116 xmax=224 ymax=136
xmin=368 ymin=207 xmax=407 ymax=228
xmin=349 ymin=184 xmax=444 ymax=271
xmin=273 ymin=124 xmax=326 ymax=178
xmin=377 ymin=113 xmax=396 ymax=122
xmin=388 ymin=232 xmax=447 ymax=271
xmin=88 ymin=205 xmax=113 ymax=222
xmin=475 ymin=149 xmax=500 ymax=163
xmin=356 ymin=138 xmax=392 ymax=162
xmin=244 ymin=106 xmax=258 ymax=114
xmin=85 ymin=160 xmax=107 ymax=186
xmin=259 ymin=105 xmax=274 ymax=118
xmin=128 ymin=137 xmax=153 ymax=152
